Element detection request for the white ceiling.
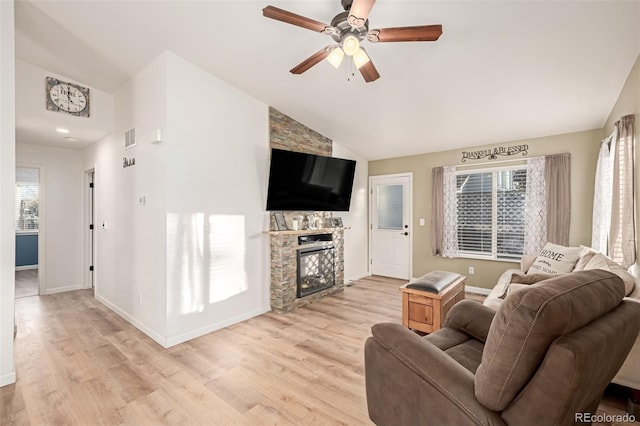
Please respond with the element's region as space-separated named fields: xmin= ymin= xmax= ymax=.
xmin=14 ymin=0 xmax=640 ymax=160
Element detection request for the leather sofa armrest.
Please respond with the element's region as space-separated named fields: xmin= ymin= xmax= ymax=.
xmin=365 ymin=323 xmax=505 ymax=426
xmin=444 ymin=299 xmax=496 ymax=342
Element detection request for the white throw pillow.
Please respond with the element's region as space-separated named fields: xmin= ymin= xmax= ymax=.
xmin=573 ymin=246 xmax=599 ymax=271
xmin=527 ymin=243 xmax=582 ymax=275
xmin=583 ymin=253 xmax=635 ymax=296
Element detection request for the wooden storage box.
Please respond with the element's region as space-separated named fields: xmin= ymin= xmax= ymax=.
xmin=400 ymin=274 xmax=466 ymax=333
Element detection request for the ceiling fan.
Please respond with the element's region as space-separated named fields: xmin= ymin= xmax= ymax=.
xmin=262 ymin=0 xmax=443 ymax=83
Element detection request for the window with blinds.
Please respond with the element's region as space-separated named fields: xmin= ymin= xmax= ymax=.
xmin=456 ymin=167 xmax=526 ymax=260
xmin=15 ymin=167 xmax=39 ymax=232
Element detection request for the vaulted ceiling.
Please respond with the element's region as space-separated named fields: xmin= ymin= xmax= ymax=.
xmin=14 ymin=0 xmax=640 ymax=160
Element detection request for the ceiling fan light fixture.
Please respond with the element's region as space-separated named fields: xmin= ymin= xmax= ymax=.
xmin=353 ymin=48 xmax=370 ymax=68
xmin=327 ymin=47 xmax=345 ymax=68
xmin=342 ymin=34 xmax=360 ymax=56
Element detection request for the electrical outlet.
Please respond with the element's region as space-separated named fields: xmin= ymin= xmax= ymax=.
xmin=468 ymin=266 xmax=475 ymax=275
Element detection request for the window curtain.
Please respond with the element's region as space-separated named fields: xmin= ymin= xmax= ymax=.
xmin=592 ymin=137 xmax=614 ymax=253
xmin=524 ymin=157 xmax=546 ymax=254
xmin=592 ymin=114 xmax=636 ymax=269
xmin=430 ymin=165 xmax=459 ymax=257
xmin=545 ymin=153 xmax=571 ymax=246
xmin=442 ymin=166 xmax=459 ymax=257
xmin=431 ymin=154 xmax=570 ymax=258
xmin=431 ymin=167 xmax=444 ymax=255
xmin=610 ymin=115 xmax=636 ymax=268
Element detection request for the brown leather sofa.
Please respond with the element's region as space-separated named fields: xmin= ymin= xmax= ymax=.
xmin=364 ymin=270 xmax=640 ymax=425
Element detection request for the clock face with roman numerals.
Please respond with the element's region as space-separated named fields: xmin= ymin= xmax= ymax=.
xmin=46 ymin=77 xmax=90 ymax=117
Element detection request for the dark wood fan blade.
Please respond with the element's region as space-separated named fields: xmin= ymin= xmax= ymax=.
xmin=358 ymin=57 xmax=380 ymax=83
xmin=367 ymin=25 xmax=443 ymax=42
xmin=290 ymin=47 xmax=333 ymax=75
xmin=348 ymin=0 xmax=376 ymax=28
xmin=263 ymin=5 xmax=329 ymax=32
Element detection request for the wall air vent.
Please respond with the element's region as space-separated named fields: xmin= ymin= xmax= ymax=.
xmin=124 ymin=128 xmax=136 ymax=149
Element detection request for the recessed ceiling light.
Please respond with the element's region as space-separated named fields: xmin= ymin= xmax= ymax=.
xmin=56 ymin=128 xmax=70 ymax=134
xmin=65 ymin=137 xmax=79 ymax=142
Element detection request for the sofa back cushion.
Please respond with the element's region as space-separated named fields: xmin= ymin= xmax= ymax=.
xmin=474 ymin=270 xmax=624 ymax=411
xmin=526 ymin=242 xmax=582 ymax=275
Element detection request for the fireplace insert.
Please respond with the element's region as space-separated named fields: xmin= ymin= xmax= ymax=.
xmin=297 ymin=244 xmax=335 ymax=298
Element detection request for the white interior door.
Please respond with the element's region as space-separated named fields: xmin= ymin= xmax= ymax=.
xmin=370 ymin=174 xmax=412 ymax=279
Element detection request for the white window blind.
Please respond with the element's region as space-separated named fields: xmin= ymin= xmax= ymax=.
xmin=15 ymin=167 xmax=39 ymax=232
xmin=456 ymin=167 xmax=526 ymax=260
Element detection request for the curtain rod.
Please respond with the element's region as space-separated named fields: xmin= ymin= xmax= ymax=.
xmin=455 ymin=156 xmax=537 ymax=169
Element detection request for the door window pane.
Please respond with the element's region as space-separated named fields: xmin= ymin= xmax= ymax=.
xmin=377 ymin=184 xmax=403 ymax=230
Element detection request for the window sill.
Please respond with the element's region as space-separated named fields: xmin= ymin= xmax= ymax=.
xmin=16 ymin=230 xmax=38 ymax=235
xmin=457 ymin=252 xmax=520 ymax=264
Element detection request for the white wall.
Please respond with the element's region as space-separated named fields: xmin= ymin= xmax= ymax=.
xmin=164 ymin=52 xmax=270 ymax=345
xmin=82 ymin=50 xmax=362 ymax=348
xmin=332 ymin=142 xmax=369 ymax=282
xmin=84 ymin=51 xmax=271 ymax=347
xmin=0 ymin=0 xmax=16 ymax=387
xmin=83 ymin=53 xmax=168 ymax=344
xmin=16 ymin=143 xmax=84 ymax=293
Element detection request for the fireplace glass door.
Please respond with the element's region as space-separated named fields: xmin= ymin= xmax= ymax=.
xmin=297 ymin=246 xmax=335 ymax=298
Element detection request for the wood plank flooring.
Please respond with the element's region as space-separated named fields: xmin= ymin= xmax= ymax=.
xmin=15 ymin=270 xmax=38 ymax=299
xmin=1 ymin=275 xmax=636 ymax=425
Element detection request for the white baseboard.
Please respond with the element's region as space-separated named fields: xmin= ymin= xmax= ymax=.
xmin=95 ymin=293 xmax=270 ymax=349
xmin=44 ymin=284 xmax=84 ymax=295
xmin=345 ymin=272 xmax=371 ymax=285
xmin=0 ymin=370 xmax=16 ymax=387
xmin=465 ymin=285 xmax=491 ymax=296
xmin=165 ymin=306 xmax=270 ymax=348
xmin=95 ymin=293 xmax=168 ymax=347
xmin=15 ymin=265 xmax=37 ymax=271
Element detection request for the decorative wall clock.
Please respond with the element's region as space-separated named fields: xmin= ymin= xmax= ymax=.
xmin=46 ymin=77 xmax=90 ymax=117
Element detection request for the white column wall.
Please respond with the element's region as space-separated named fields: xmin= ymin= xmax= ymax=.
xmin=83 ymin=53 xmax=168 ymax=344
xmin=332 ymin=142 xmax=370 ymax=282
xmin=164 ymin=52 xmax=270 ymax=345
xmin=0 ymin=0 xmax=16 ymax=387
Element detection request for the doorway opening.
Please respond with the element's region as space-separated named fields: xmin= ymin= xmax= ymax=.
xmin=15 ymin=166 xmax=42 ymax=298
xmin=369 ymin=173 xmax=413 ymax=280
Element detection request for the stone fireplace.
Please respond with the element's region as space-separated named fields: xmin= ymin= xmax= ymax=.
xmin=267 ymin=107 xmax=344 ymax=313
xmin=269 ymin=227 xmax=344 ymax=313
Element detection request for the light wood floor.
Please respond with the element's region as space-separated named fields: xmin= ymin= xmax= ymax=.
xmin=15 ymin=269 xmax=38 ymax=299
xmin=1 ymin=276 xmax=636 ymax=425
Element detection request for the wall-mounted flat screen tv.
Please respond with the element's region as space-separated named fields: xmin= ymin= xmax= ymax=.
xmin=266 ymin=148 xmax=356 ymax=211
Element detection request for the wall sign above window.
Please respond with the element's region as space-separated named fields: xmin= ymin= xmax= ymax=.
xmin=461 ymin=144 xmax=528 ymax=162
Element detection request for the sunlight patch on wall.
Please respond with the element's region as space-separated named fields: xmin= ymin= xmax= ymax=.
xmin=167 ymin=213 xmax=248 ymax=316
xmin=208 ymin=215 xmax=248 ymax=304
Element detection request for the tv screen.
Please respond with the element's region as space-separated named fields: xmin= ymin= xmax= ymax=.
xmin=266 ymin=149 xmax=356 ymax=211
